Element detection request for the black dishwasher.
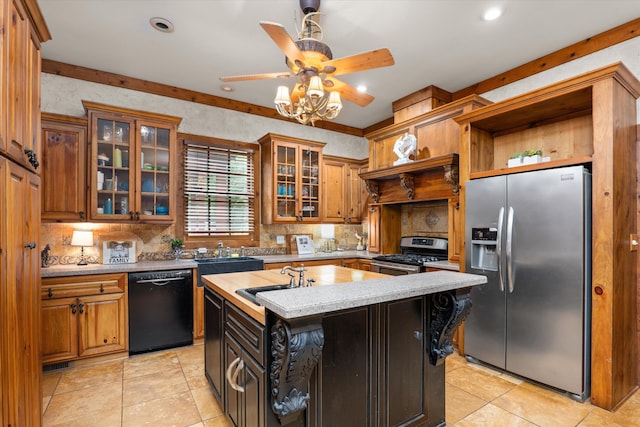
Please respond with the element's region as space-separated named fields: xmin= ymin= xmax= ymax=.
xmin=128 ymin=269 xmax=193 ymax=355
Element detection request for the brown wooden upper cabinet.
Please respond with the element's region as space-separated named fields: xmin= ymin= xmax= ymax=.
xmin=41 ymin=114 xmax=88 ymax=222
xmin=3 ymin=0 xmax=43 ymax=174
xmin=259 ymin=133 xmax=325 ymax=224
xmin=83 ymin=101 xmax=182 ymax=222
xmin=322 ymin=156 xmax=368 ymax=223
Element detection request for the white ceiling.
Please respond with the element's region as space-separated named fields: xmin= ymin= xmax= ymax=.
xmin=37 ymin=0 xmax=640 ymax=129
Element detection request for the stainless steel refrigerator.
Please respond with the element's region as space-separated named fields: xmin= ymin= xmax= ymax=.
xmin=464 ymin=165 xmax=591 ymax=401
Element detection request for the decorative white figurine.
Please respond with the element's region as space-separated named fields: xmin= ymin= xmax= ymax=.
xmin=393 ymin=132 xmax=417 ymax=165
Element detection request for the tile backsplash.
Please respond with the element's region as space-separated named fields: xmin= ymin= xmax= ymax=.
xmin=40 ymin=222 xmax=368 ymax=266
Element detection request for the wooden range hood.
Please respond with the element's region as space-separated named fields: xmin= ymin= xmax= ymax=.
xmin=359 ymin=154 xmax=459 ymax=204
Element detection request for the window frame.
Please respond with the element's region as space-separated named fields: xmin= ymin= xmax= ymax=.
xmin=177 ymin=133 xmax=260 ymax=248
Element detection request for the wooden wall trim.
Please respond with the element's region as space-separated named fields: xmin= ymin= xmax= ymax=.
xmin=452 ymin=17 xmax=640 ymax=100
xmin=41 ymin=59 xmax=365 ymax=138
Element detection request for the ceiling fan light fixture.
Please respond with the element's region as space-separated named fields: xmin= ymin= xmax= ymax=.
xmin=307 ymin=76 xmax=325 ymax=98
xmin=274 ymin=79 xmax=342 ymax=126
xmin=274 ymin=86 xmax=292 ymax=106
xmin=327 ymin=91 xmax=343 ymax=111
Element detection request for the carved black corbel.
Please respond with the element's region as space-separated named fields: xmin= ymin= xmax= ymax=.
xmin=429 ymin=288 xmax=472 ymax=366
xmin=270 ymin=317 xmax=324 ymax=423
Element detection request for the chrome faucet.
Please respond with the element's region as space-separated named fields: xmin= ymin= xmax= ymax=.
xmin=217 ymin=241 xmax=224 ymax=259
xmin=280 ymin=265 xmax=308 ymax=288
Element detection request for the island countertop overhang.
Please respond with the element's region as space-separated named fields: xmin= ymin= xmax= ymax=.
xmin=202 ymin=266 xmax=486 ymax=324
xmin=257 ymin=270 xmax=486 ymax=320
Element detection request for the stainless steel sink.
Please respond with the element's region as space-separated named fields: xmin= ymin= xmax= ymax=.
xmin=196 ymin=256 xmax=264 ymax=287
xmin=236 ymin=284 xmax=291 ymax=305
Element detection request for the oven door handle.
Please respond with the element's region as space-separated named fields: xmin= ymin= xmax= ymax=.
xmin=371 ymin=262 xmax=420 ymax=273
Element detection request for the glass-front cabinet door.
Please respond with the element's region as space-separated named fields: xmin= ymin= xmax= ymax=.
xmin=84 ymin=101 xmax=181 ymax=222
xmin=137 ymin=122 xmax=172 ymax=220
xmin=260 ymin=134 xmax=324 ymax=224
xmin=275 ymin=144 xmax=297 ymax=220
xmin=299 ymin=147 xmax=320 ymax=220
xmin=93 ymin=115 xmax=135 ymax=219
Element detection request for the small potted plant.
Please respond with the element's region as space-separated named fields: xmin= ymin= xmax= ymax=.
xmin=508 ymin=149 xmax=543 ymax=167
xmin=522 ymin=149 xmax=543 ymax=165
xmin=508 ymin=152 xmax=523 ymax=167
xmin=170 ymin=238 xmax=183 ymax=260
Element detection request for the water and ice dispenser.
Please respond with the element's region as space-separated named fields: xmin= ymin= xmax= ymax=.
xmin=470 ymin=227 xmax=499 ymax=270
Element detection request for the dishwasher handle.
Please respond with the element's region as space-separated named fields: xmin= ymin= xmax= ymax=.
xmin=134 ymin=276 xmax=187 ymax=285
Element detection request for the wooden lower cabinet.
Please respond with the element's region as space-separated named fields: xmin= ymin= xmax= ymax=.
xmin=41 ymin=273 xmax=128 ymax=364
xmin=267 ymin=258 xmax=371 ymax=271
xmin=194 ymin=285 xmax=205 ymax=340
xmin=341 ymin=258 xmax=372 ymax=271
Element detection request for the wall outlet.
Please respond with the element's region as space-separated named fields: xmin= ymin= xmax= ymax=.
xmin=276 ymin=235 xmax=285 ymax=244
xmin=198 ymin=247 xmax=208 ymax=254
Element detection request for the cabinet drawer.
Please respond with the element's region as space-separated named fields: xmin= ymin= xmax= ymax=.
xmin=42 ymin=273 xmax=126 ymax=299
xmin=225 ymin=302 xmax=266 ymax=364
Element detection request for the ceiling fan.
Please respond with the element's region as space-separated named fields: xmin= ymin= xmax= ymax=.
xmin=220 ymin=0 xmax=394 ymax=123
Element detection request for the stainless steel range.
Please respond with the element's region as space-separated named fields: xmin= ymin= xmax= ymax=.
xmin=371 ymin=236 xmax=448 ymax=275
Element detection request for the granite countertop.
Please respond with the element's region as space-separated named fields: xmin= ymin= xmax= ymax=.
xmin=256 ymin=250 xmax=376 ymax=264
xmin=256 ymin=269 xmax=485 ymax=320
xmin=202 ymin=265 xmax=389 ymax=324
xmin=41 ymin=259 xmax=198 ymax=278
xmin=423 ymin=260 xmax=460 ymax=271
xmin=202 ymin=265 xmax=485 ymax=324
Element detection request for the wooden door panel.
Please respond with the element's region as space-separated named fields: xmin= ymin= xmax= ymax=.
xmin=41 ymin=119 xmax=87 ymax=221
xmin=41 ymin=298 xmax=78 ymax=363
xmin=78 ymin=293 xmax=127 ymax=357
xmin=322 ymin=160 xmax=346 ymax=222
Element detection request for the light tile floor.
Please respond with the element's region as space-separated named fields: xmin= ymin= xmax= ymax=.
xmin=42 ymin=344 xmax=640 ymax=426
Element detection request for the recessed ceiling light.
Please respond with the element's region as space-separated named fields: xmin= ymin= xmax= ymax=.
xmin=483 ymin=7 xmax=502 ymax=21
xmin=150 ymin=17 xmax=174 ymax=33
xmin=356 ymin=84 xmax=367 ymax=93
xmin=220 ymin=85 xmax=234 ymax=93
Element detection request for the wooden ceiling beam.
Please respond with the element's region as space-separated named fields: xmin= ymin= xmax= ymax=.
xmin=41 ymin=59 xmax=365 ymax=137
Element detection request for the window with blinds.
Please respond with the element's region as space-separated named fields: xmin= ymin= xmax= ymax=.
xmin=183 ymin=141 xmax=256 ymax=241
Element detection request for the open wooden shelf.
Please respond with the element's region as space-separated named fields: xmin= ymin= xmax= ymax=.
xmin=469 ymin=155 xmax=592 ymax=179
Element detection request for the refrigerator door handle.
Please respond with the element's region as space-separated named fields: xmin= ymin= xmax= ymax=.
xmin=506 ymin=206 xmax=514 ymax=293
xmin=496 ymin=206 xmax=505 ymax=292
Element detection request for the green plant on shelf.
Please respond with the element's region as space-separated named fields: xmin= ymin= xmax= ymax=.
xmin=510 ymin=149 xmax=542 ymax=160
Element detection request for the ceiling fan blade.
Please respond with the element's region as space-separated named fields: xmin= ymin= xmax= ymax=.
xmin=259 ymin=21 xmax=306 ymax=65
xmin=322 ymin=48 xmax=394 ymax=76
xmin=327 ymin=77 xmax=375 ymax=107
xmin=219 ymin=72 xmax=292 ymax=82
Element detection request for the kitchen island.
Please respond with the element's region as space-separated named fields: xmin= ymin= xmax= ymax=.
xmin=202 ymin=266 xmax=485 ymax=427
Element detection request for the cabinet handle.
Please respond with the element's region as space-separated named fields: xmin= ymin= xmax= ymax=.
xmin=135 ymin=211 xmax=141 ymax=220
xmin=79 ymin=211 xmax=85 ymax=221
xmin=129 ymin=211 xmax=134 ymax=220
xmin=48 ymin=288 xmax=53 ymax=298
xmin=225 ymin=356 xmax=245 ymax=392
xmin=78 ymin=303 xmax=84 ymax=314
xmin=70 ymin=303 xmax=77 ymax=314
xmin=24 ymin=242 xmax=36 ymax=249
xmin=100 ymin=283 xmax=104 ymax=293
xmin=23 ymin=148 xmax=39 ymax=169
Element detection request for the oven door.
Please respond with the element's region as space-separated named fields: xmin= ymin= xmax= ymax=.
xmin=371 ymin=260 xmax=422 ymax=276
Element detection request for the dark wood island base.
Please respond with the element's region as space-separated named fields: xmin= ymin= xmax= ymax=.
xmin=203 ymin=266 xmax=483 ymax=427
